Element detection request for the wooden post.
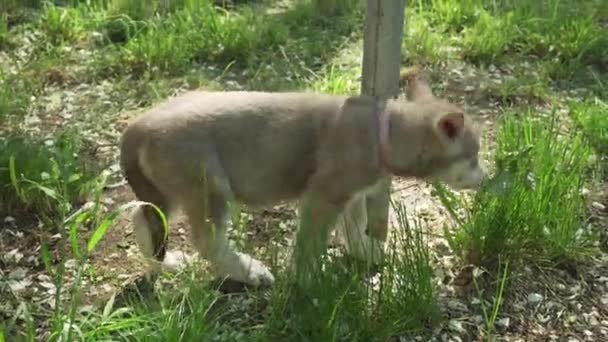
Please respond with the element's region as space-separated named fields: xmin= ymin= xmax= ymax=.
xmin=360 ymin=0 xmax=405 ymax=241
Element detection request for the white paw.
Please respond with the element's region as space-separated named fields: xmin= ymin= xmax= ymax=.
xmin=241 ymin=254 xmax=275 ymax=287
xmin=220 ymin=252 xmax=275 ymax=287
xmin=162 ymin=250 xmax=195 ymax=272
xmin=345 ymin=237 xmax=385 ymax=266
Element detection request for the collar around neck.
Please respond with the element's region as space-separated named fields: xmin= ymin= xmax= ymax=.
xmin=374 ymin=99 xmax=396 ymax=175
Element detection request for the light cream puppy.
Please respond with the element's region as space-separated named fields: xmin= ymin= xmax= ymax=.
xmin=119 ymin=74 xmax=485 ymax=287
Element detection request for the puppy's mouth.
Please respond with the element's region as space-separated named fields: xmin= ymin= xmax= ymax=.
xmin=448 ymin=181 xmax=481 ymax=191
xmin=433 ymin=172 xmax=486 ymax=191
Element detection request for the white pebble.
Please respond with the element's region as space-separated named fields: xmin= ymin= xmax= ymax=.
xmin=497 ymin=317 xmax=510 ymax=328
xmin=527 ymin=292 xmax=544 ymax=304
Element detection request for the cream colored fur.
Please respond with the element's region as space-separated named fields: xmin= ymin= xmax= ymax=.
xmin=119 ymin=74 xmax=485 ymax=287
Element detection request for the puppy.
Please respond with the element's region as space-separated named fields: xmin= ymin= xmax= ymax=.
xmin=119 ymin=75 xmax=485 ymax=287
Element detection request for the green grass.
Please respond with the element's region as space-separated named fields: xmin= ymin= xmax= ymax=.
xmin=405 ymin=0 xmax=606 ymax=95
xmin=433 ymin=108 xmax=602 ymax=339
xmin=0 ymin=14 xmax=9 ymax=49
xmin=6 ymin=0 xmax=363 ymax=84
xmin=413 ymin=0 xmax=607 ymax=66
xmin=0 ymin=72 xmax=36 ymax=124
xmin=570 ymin=98 xmax=608 ymax=155
xmin=1 ymin=0 xmax=607 ymax=340
xmin=0 ymin=131 xmax=98 ymax=219
xmin=437 ymin=110 xmax=597 ymax=269
xmin=4 ymin=201 xmax=438 ymax=341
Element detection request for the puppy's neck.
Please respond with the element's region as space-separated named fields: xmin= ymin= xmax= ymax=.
xmin=374 ymin=100 xmax=431 ymax=178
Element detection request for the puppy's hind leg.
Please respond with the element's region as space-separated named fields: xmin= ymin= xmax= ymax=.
xmin=132 ymin=204 xmax=169 ymax=271
xmin=123 ymin=159 xmax=171 ymax=287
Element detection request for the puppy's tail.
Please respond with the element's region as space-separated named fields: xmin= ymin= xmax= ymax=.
xmin=119 ymin=123 xmax=168 ymax=262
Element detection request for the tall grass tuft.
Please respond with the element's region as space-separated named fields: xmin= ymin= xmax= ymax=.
xmin=570 ymin=98 xmax=608 ymax=156
xmin=0 ymin=72 xmax=35 ymax=123
xmin=258 ymin=201 xmax=438 ymax=340
xmin=437 ymin=111 xmax=597 ymax=269
xmin=0 ymin=131 xmax=97 ymax=219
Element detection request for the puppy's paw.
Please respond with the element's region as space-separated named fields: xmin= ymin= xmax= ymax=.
xmin=162 ymin=250 xmax=195 ymax=272
xmin=243 ymin=256 xmax=275 ymax=287
xmin=223 ymin=252 xmax=275 ymax=288
xmin=344 ymin=237 xmax=385 ymax=267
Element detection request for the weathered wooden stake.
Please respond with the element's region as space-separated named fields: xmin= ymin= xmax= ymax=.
xmin=360 ymin=0 xmax=405 ymax=241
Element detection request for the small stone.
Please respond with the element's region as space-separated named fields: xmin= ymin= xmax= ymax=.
xmin=8 ymin=268 xmax=27 ymax=280
xmin=40 ymin=281 xmax=56 ymax=295
xmin=592 ymin=201 xmax=606 ymax=210
xmin=448 ymin=319 xmax=466 ymax=333
xmin=447 ymin=300 xmax=468 ymax=312
xmin=8 ymin=279 xmax=31 ymax=292
xmin=497 ymin=317 xmax=510 ymax=328
xmin=65 ymin=259 xmax=77 ymax=269
xmin=3 ymin=248 xmax=23 ymax=263
xmin=570 ymin=284 xmax=581 ymax=293
xmin=39 ymin=281 xmax=55 ymax=290
xmin=527 ymin=292 xmax=544 ymax=304
xmin=109 ymin=163 xmax=121 ymax=173
xmin=117 ymin=241 xmax=130 ymax=249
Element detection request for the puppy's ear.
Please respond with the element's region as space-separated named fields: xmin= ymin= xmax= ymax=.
xmin=399 ymin=66 xmax=420 ymax=83
xmin=435 ymin=112 xmax=464 ymax=141
xmin=404 ymin=73 xmax=434 ymax=101
xmin=399 ymin=67 xmax=415 ymax=88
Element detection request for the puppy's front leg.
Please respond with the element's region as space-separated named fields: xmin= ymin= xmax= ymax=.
xmin=336 ymin=192 xmax=385 ymax=266
xmin=186 ymin=154 xmax=274 ymax=288
xmin=186 ymin=193 xmax=275 ymax=287
xmin=293 ymin=192 xmax=344 ymax=287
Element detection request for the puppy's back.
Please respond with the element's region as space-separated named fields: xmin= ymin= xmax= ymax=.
xmin=122 ymin=91 xmax=350 ymax=205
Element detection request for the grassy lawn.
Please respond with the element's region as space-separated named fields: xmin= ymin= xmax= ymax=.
xmin=1 ymin=0 xmax=607 ymax=341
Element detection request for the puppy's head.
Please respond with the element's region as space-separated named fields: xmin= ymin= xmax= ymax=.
xmin=393 ymin=72 xmax=486 ymax=190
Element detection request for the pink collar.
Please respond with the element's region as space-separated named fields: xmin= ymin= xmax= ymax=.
xmin=375 ymin=104 xmax=395 ymax=175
